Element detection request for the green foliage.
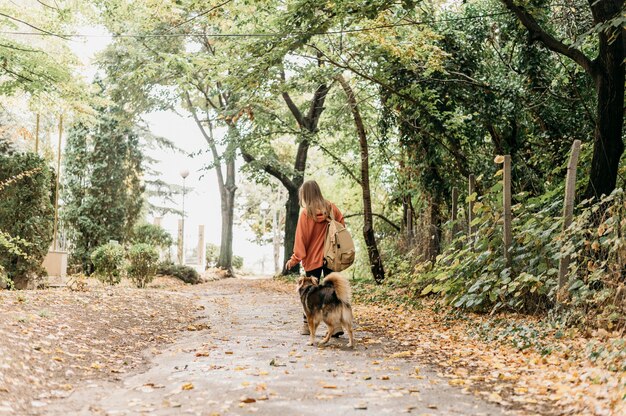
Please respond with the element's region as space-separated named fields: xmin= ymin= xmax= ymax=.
xmin=130 ymin=224 xmax=173 ymax=249
xmin=0 ymin=1 xmax=91 ymax=112
xmin=156 ymin=262 xmax=200 ymax=285
xmin=205 ymin=243 xmax=219 ymax=267
xmin=90 ymin=242 xmax=124 ymax=285
xmin=412 ymin=184 xmax=626 ymax=326
xmin=26 ymin=0 xmax=619 ymax=327
xmin=206 ymin=243 xmax=244 ymax=269
xmin=127 ymin=243 xmax=159 ymax=288
xmin=415 ymin=184 xmax=561 ymax=312
xmin=62 ymin=105 xmax=145 ymax=273
xmin=232 ymin=255 xmax=244 ymax=270
xmin=0 ymin=152 xmax=53 ymax=288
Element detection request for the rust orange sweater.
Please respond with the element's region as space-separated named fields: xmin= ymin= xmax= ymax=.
xmin=288 ymin=202 xmax=345 ymax=272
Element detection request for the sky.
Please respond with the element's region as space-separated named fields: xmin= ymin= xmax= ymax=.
xmin=69 ymin=27 xmax=277 ymax=275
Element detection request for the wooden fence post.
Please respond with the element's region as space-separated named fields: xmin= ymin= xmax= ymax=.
xmin=406 ymin=204 xmax=414 ymax=245
xmin=503 ymin=155 xmax=512 ymax=266
xmin=558 ymin=140 xmax=582 ymax=291
xmin=52 ymin=115 xmax=63 ymax=251
xmin=451 ymin=187 xmax=458 ymax=237
xmin=468 ymin=174 xmax=476 ymax=236
xmin=197 ymin=225 xmax=205 ymax=269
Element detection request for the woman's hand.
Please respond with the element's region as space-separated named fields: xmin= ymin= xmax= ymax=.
xmin=285 ymin=259 xmax=295 ymax=270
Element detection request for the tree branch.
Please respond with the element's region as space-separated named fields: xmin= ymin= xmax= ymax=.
xmin=305 ymin=83 xmax=331 ymax=131
xmin=240 ymin=150 xmax=297 ymax=191
xmin=500 ymin=0 xmax=596 ymax=76
xmin=0 ymin=43 xmax=43 ymax=53
xmin=281 ymin=91 xmax=306 ymax=128
xmin=317 ymin=143 xmax=362 ymax=185
xmin=0 ymin=12 xmax=69 ymax=40
xmin=184 ymin=91 xmax=225 ymax=190
xmin=344 ymin=212 xmax=400 ymax=231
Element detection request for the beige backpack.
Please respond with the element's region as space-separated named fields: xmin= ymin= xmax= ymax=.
xmin=324 ymin=208 xmax=356 ymax=272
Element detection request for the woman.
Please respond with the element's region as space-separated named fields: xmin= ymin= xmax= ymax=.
xmin=285 ymin=180 xmax=345 ymax=335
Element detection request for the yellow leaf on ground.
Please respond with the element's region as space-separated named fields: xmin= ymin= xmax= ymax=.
xmin=388 ymin=351 xmax=412 ymax=359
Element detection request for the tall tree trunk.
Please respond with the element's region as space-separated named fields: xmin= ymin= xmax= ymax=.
xmin=186 ymin=92 xmax=237 ymax=273
xmin=283 ymin=187 xmax=300 ymax=273
xmin=273 ymin=208 xmax=281 ymax=273
xmin=585 ymin=11 xmax=625 ymax=198
xmin=337 ymin=74 xmax=385 ymax=283
xmin=217 ymin=152 xmax=236 ymax=273
xmin=426 ymin=195 xmax=443 ymax=262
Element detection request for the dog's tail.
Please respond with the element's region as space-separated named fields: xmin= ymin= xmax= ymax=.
xmin=324 ymin=272 xmax=351 ymax=305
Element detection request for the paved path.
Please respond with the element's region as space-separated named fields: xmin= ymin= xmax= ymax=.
xmin=48 ymin=278 xmax=506 ymax=415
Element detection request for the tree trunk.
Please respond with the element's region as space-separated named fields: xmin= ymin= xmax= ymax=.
xmin=584 ymin=15 xmax=625 ymax=198
xmin=273 ymin=208 xmax=281 ymax=274
xmin=217 ymin=155 xmax=236 ymax=273
xmin=282 ymin=187 xmax=301 ymax=274
xmin=427 ymin=196 xmax=442 ymax=262
xmin=185 ymin=93 xmax=236 ymax=273
xmin=337 ymin=74 xmax=385 ymax=283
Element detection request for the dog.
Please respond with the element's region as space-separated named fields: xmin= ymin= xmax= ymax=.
xmin=297 ymin=272 xmax=355 ymax=348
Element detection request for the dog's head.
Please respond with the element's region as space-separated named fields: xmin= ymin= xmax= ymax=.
xmin=296 ymin=276 xmax=319 ymax=292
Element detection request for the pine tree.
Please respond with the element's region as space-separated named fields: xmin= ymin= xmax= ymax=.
xmin=62 ymin=108 xmax=144 ymax=272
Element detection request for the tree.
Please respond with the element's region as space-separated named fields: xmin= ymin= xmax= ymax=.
xmin=0 ymin=152 xmax=53 ymax=288
xmin=62 ymin=105 xmax=145 ymax=272
xmin=336 ymin=74 xmax=385 ymax=282
xmin=0 ymin=1 xmax=89 ymax=110
xmin=240 ymin=72 xmax=331 ymax=274
xmin=97 ymin=1 xmax=251 ymax=273
xmin=500 ymin=0 xmax=625 ymax=198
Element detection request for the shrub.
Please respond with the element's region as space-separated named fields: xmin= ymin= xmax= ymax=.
xmin=91 ymin=242 xmax=124 ymax=285
xmin=206 ymin=243 xmax=244 ymax=269
xmin=206 ymin=243 xmax=219 ymax=267
xmin=0 ymin=153 xmax=54 ymax=288
xmin=417 ymin=185 xmax=563 ymax=313
xmin=233 ymin=255 xmax=244 ymax=269
xmin=411 ymin=183 xmax=626 ymax=328
xmin=127 ymin=243 xmax=159 ymax=288
xmin=156 ymin=262 xmax=200 ymax=284
xmin=130 ymin=224 xmax=173 ymax=249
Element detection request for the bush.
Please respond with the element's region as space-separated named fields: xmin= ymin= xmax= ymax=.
xmin=411 ymin=184 xmax=626 ymax=328
xmin=233 ymin=255 xmax=244 ymax=269
xmin=127 ymin=243 xmax=159 ymax=288
xmin=91 ymin=242 xmax=125 ymax=285
xmin=130 ymin=224 xmax=173 ymax=249
xmin=0 ymin=153 xmax=54 ymax=288
xmin=206 ymin=243 xmax=219 ymax=267
xmin=206 ymin=243 xmax=244 ymax=269
xmin=417 ymin=185 xmax=562 ymax=313
xmin=157 ymin=262 xmax=200 ymax=284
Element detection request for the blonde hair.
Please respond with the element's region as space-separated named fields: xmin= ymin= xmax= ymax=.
xmin=299 ymin=180 xmax=330 ymax=218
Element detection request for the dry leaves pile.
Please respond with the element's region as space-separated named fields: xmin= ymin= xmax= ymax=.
xmin=353 ymin=301 xmax=626 ymax=415
xmin=0 ymin=281 xmax=198 ymax=415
